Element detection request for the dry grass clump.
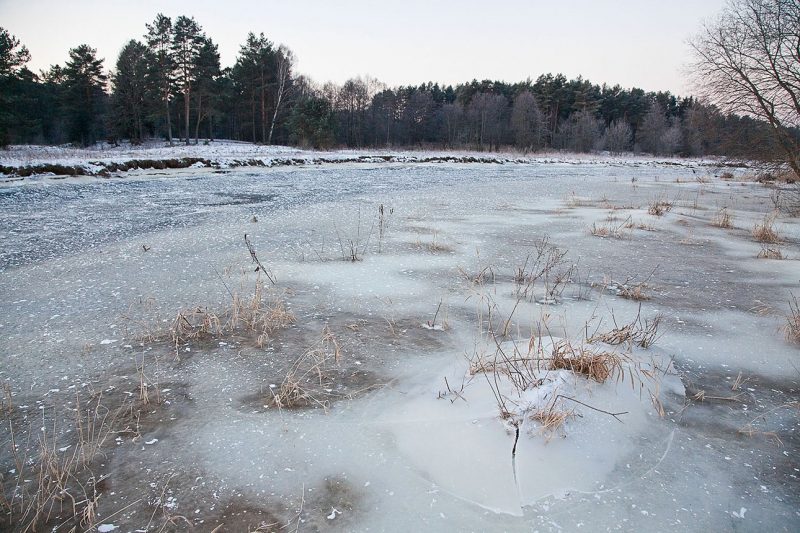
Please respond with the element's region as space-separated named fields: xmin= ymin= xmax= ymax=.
xmin=784 ymin=294 xmax=800 ymax=344
xmin=512 ymin=236 xmax=574 ymax=306
xmin=590 ymin=216 xmax=631 ymax=239
xmin=1 ymin=393 xmax=125 ymax=531
xmin=711 ymin=208 xmax=733 ymax=228
xmin=269 ymin=327 xmax=342 ymax=410
xmin=648 ymin=199 xmax=673 ymax=216
xmin=468 ymin=353 xmax=499 ymax=376
xmin=415 ymin=233 xmax=453 ymax=254
xmin=590 ymin=223 xmax=610 ymax=237
xmin=602 ymin=279 xmax=651 ymax=301
xmin=757 ymin=245 xmax=784 ymax=259
xmin=720 ymin=171 xmax=735 ymax=180
xmin=550 ymin=341 xmax=620 ymax=383
xmin=170 ymin=279 xmax=295 ymax=355
xmin=528 ymin=406 xmax=575 ymax=440
xmin=621 ymin=284 xmax=650 ymax=301
xmin=588 ymin=324 xmax=636 ymax=345
xmin=752 ymin=212 xmax=781 ymax=243
xmin=587 ymin=310 xmax=663 ymax=349
xmin=565 ymin=192 xmax=593 ymax=208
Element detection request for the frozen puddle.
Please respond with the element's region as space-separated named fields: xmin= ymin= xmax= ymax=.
xmin=383 ymin=338 xmax=684 ymax=515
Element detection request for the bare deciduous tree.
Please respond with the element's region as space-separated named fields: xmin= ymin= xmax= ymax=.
xmin=511 ymin=91 xmax=545 ymax=152
xmin=267 ymin=44 xmax=293 ymax=145
xmin=690 ymin=0 xmax=800 ymax=178
xmin=601 ymin=119 xmax=633 ymax=154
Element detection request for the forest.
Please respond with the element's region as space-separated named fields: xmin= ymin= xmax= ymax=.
xmin=0 ymin=14 xmax=786 ymax=159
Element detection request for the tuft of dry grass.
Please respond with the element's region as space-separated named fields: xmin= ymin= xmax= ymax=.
xmin=590 ymin=216 xmax=631 ymax=239
xmin=269 ymin=326 xmax=342 ymax=410
xmin=711 ymin=208 xmax=733 ymax=228
xmin=757 ymin=245 xmax=783 ymax=259
xmin=587 ymin=308 xmax=663 ymax=349
xmin=784 ymin=293 xmax=800 ymax=344
xmin=550 ymin=341 xmax=620 ymax=383
xmin=590 ymin=223 xmax=610 ymax=237
xmin=603 ymin=279 xmax=651 ymax=301
xmin=0 ymin=392 xmax=128 ymax=532
xmin=168 ymin=279 xmax=295 ymax=356
xmin=415 ymin=233 xmax=453 ymax=254
xmin=752 ymin=212 xmax=781 ymax=243
xmin=588 ymin=324 xmax=635 ymax=345
xmin=622 ymin=284 xmax=650 ymax=301
xmin=648 ymin=199 xmax=673 ymax=216
xmin=565 ymin=192 xmax=592 ymax=208
xmin=528 ymin=406 xmax=574 ymax=440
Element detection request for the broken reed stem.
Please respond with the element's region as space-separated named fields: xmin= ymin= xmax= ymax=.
xmin=554 ymin=394 xmax=628 ymax=422
xmin=244 ymin=233 xmax=276 ymax=284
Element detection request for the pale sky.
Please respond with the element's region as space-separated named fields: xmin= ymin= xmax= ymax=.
xmin=1 ymin=0 xmax=726 ymax=95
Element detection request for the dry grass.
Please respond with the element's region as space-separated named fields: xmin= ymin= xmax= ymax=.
xmin=1 ymin=392 xmax=127 ymax=531
xmin=621 ymin=284 xmax=650 ymax=301
xmin=415 ymin=233 xmax=454 ymax=254
xmin=752 ymin=212 xmax=781 ymax=243
xmin=587 ymin=309 xmax=663 ymax=349
xmin=757 ymin=245 xmax=784 ymax=259
xmin=648 ymin=199 xmax=673 ymax=216
xmin=528 ymin=406 xmax=575 ymax=440
xmin=550 ymin=341 xmax=620 ymax=383
xmin=590 ymin=216 xmax=631 ymax=239
xmin=169 ymin=278 xmax=295 ymax=356
xmin=739 ymin=401 xmax=799 ymax=445
xmin=269 ymin=327 xmax=342 ymax=410
xmin=565 ymin=192 xmax=593 ymax=208
xmin=711 ymin=208 xmax=733 ymax=228
xmin=588 ymin=324 xmax=636 ymax=345
xmin=590 ymin=223 xmax=610 ymax=237
xmin=784 ymin=294 xmax=800 ymax=344
xmin=602 ymin=279 xmax=651 ymax=301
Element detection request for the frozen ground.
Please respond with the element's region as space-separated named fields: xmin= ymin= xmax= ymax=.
xmin=0 ymin=154 xmax=798 ymax=532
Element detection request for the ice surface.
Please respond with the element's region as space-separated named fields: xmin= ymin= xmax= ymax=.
xmin=1 ymin=155 xmax=797 ymax=531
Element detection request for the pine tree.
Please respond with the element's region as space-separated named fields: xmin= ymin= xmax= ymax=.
xmin=112 ymin=40 xmax=153 ymax=143
xmin=145 ymin=14 xmax=175 ymax=144
xmin=0 ymin=27 xmax=32 ymax=146
xmin=63 ymin=44 xmax=107 ymax=146
xmin=172 ymin=16 xmax=204 ymax=144
xmin=192 ymin=36 xmax=220 ymax=143
xmin=233 ymin=33 xmax=275 ymax=143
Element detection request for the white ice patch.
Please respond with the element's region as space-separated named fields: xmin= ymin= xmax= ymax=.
xmin=382 ymin=337 xmax=682 ymax=515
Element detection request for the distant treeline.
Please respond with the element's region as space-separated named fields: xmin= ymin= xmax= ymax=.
xmin=0 ymin=17 xmax=788 ymax=158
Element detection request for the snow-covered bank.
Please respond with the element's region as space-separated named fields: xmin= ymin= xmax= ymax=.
xmin=0 ymin=140 xmax=735 ymax=180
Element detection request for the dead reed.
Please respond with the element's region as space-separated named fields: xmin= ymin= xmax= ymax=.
xmin=269 ymin=326 xmax=342 ymax=410
xmin=550 ymin=341 xmax=620 ymax=383
xmin=784 ymin=293 xmax=800 ymax=344
xmin=752 ymin=212 xmax=781 ymax=243
xmin=711 ymin=208 xmax=733 ymax=228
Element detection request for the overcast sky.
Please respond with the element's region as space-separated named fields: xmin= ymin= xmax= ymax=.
xmin=1 ymin=0 xmax=726 ymax=95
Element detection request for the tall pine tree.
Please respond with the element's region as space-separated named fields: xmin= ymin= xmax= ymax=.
xmin=63 ymin=44 xmax=107 ymax=146
xmin=145 ymin=14 xmax=174 ymax=144
xmin=171 ymin=16 xmax=204 ymax=145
